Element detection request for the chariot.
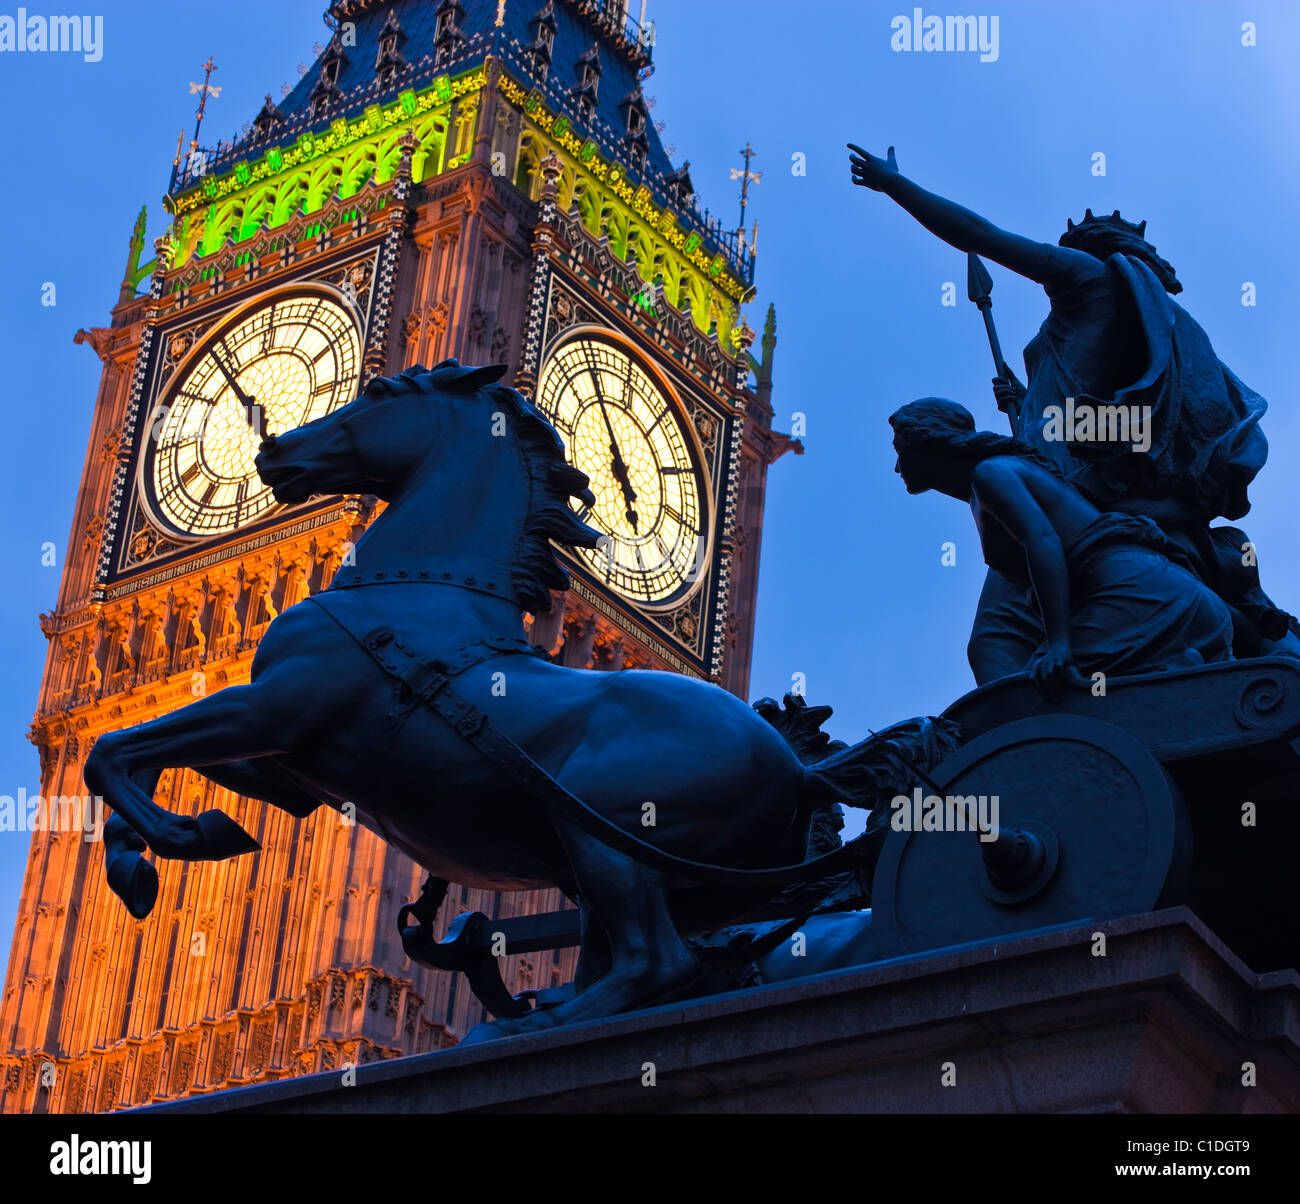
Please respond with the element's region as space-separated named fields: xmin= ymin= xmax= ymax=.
xmin=413 ymin=654 xmax=1300 ymax=1022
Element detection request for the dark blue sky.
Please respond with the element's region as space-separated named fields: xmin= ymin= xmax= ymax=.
xmin=1 ymin=0 xmax=1296 ymax=950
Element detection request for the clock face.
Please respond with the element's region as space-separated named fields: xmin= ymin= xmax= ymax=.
xmin=145 ymin=290 xmax=362 ymax=536
xmin=536 ymin=335 xmax=709 ymax=606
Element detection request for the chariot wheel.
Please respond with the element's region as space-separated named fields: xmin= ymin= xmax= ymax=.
xmin=871 ymin=715 xmax=1191 ymax=958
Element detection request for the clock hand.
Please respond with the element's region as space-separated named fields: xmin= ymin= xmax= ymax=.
xmin=589 ymin=368 xmax=626 ymax=467
xmin=614 ymin=358 xmax=643 ymax=532
xmin=609 ymin=456 xmax=640 ymax=532
xmin=210 ymin=343 xmax=261 ymax=428
xmin=588 ymin=365 xmax=640 ymax=530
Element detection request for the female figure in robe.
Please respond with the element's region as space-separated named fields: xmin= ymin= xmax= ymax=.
xmin=850 ymin=143 xmax=1295 ymax=680
xmin=889 ymin=398 xmax=1234 ymax=695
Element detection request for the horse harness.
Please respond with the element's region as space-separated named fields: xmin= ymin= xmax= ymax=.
xmin=376 ymin=631 xmax=545 ymax=735
xmin=306 ymin=590 xmax=877 ymax=892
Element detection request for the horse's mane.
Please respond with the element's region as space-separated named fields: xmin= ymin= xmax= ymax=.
xmin=486 ymin=380 xmax=602 ymax=615
xmin=364 ymin=360 xmax=601 ymax=614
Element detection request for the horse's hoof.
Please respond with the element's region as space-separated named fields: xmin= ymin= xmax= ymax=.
xmin=192 ymin=809 xmax=260 ymax=859
xmin=457 ymin=1022 xmax=507 ymax=1048
xmin=459 ymin=1009 xmax=559 ymax=1047
xmin=107 ymin=851 xmax=159 ymax=919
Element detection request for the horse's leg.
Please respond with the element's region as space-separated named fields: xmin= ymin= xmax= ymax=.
xmin=103 ymin=812 xmax=156 ymax=919
xmin=573 ymin=898 xmax=611 ymax=992
xmin=191 ymin=758 xmax=324 ymax=819
xmin=84 ymin=682 xmax=299 ymax=864
xmin=556 ymin=821 xmax=699 ymax=1019
xmin=101 ymin=760 xmax=323 ymax=918
xmin=100 ymin=766 xmax=166 ymax=917
xmin=464 ymin=822 xmax=698 ymax=1042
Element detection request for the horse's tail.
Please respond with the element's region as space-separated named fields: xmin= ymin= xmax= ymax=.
xmin=752 ymin=694 xmax=962 ymax=813
xmin=802 ymin=715 xmax=963 ymax=811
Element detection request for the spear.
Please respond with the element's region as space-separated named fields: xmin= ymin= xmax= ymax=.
xmin=966 ymin=252 xmax=1019 ymax=432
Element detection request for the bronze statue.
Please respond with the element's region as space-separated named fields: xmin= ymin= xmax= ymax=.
xmin=79 ymin=356 xmax=1300 ymax=1046
xmin=849 ymin=143 xmax=1299 ymax=681
xmin=890 ymin=398 xmax=1234 ymax=697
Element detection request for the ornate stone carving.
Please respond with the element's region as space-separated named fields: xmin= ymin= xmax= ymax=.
xmin=213 ymin=1031 xmax=234 ymax=1081
xmin=247 ymin=1022 xmax=272 ymax=1075
xmin=98 ymin=1061 xmax=123 ymax=1111
xmin=82 ymin=515 xmax=105 ymax=556
xmin=97 ymin=425 xmax=123 ymax=465
xmin=401 ymin=311 xmax=421 ymax=347
xmin=166 ymin=330 xmax=194 ymax=363
xmin=129 ymin=528 xmax=158 ymax=561
xmin=490 ymin=324 xmax=511 ymax=360
xmin=691 ymin=405 xmax=718 ymax=454
xmin=135 ymin=1048 xmax=161 ymax=1104
xmin=170 ymin=1044 xmax=196 ymax=1094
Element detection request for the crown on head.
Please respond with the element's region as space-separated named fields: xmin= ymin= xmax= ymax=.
xmin=1060 ymin=207 xmax=1148 ymax=248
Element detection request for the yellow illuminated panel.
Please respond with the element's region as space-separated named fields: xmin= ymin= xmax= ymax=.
xmin=536 ymin=337 xmax=708 ymax=605
xmin=149 ymin=293 xmax=361 ymax=536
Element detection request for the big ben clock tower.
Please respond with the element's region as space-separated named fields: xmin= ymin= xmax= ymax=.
xmin=0 ymin=0 xmax=795 ymax=1113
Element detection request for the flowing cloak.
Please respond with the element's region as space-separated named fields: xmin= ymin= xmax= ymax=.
xmin=1015 ymin=252 xmax=1268 ymax=522
xmin=984 ymin=511 xmax=1234 ymax=677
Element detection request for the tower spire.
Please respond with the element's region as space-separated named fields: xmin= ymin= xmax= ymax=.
xmin=731 ymin=142 xmax=761 ymax=257
xmin=189 ymin=56 xmax=220 ymax=147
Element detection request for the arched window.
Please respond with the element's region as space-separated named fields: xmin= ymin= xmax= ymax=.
xmin=514 ymin=135 xmax=541 ymax=200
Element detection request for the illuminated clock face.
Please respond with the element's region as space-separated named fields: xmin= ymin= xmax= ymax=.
xmin=145 ymin=291 xmax=362 ymax=536
xmin=536 ymin=336 xmax=709 ymax=605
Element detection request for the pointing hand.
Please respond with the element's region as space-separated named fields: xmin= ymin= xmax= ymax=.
xmin=848 ymin=143 xmax=900 ymax=192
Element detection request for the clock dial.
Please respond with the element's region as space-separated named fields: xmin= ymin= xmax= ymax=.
xmin=536 ymin=336 xmax=709 ymax=606
xmin=146 ymin=290 xmax=362 ymax=536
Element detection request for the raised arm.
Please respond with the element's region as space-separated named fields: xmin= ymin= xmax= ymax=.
xmin=848 ymin=144 xmax=1103 ymax=291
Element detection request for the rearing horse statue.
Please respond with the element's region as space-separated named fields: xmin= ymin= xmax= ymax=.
xmin=86 ymin=359 xmax=949 ymax=1039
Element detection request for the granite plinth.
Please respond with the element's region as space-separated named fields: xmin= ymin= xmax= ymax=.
xmin=139 ymin=909 xmax=1300 ymax=1114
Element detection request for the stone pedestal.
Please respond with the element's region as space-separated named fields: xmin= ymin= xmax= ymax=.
xmin=142 ymin=909 xmax=1300 ymax=1114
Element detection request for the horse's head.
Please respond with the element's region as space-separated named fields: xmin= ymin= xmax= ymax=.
xmin=254 ymin=360 xmax=508 ymax=504
xmin=255 ymin=358 xmax=601 ymax=613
